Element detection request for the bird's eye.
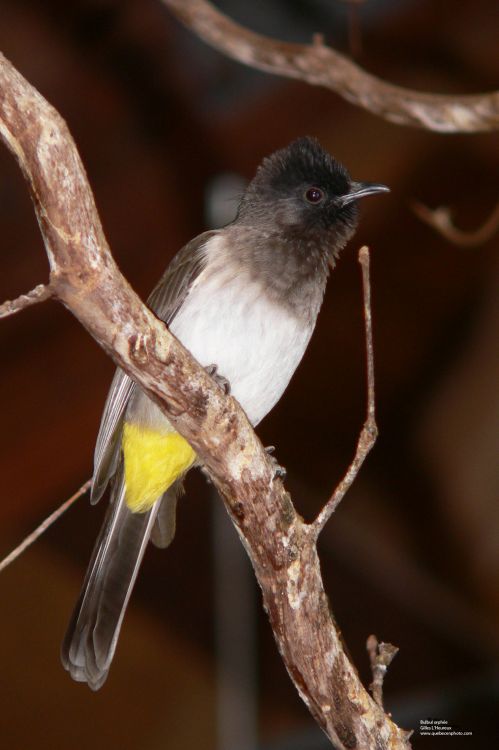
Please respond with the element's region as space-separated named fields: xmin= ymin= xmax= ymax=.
xmin=304 ymin=186 xmax=325 ymax=204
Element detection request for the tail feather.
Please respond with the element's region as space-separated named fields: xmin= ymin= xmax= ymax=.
xmin=150 ymin=480 xmax=183 ymax=549
xmin=61 ymin=474 xmax=158 ymax=690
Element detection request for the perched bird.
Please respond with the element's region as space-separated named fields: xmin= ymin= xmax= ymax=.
xmin=61 ymin=136 xmax=388 ymax=689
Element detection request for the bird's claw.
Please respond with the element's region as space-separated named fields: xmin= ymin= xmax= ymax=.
xmin=205 ymin=364 xmax=231 ymax=394
xmin=265 ymin=445 xmax=286 ymax=480
xmin=199 ymin=464 xmax=213 ymax=484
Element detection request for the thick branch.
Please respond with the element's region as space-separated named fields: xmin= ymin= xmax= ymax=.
xmin=0 ymin=51 xmax=410 ymax=748
xmin=162 ymin=0 xmax=499 ymax=133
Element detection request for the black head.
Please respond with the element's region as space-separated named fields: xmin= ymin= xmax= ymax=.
xmin=237 ymin=137 xmax=388 ymax=260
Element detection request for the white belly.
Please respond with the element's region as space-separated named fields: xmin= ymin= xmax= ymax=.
xmin=170 ymin=268 xmax=314 ymax=426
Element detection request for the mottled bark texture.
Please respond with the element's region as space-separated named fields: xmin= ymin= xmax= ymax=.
xmin=162 ymin=0 xmax=499 ymax=133
xmin=0 ymin=52 xmax=411 ymax=748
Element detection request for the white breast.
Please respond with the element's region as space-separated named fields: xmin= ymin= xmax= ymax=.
xmin=169 ymin=237 xmax=315 ymax=426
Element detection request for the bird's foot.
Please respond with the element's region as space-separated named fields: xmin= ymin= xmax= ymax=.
xmin=265 ymin=445 xmax=286 ymax=480
xmin=205 ymin=364 xmax=231 ymax=394
xmin=199 ymin=464 xmax=213 ymax=484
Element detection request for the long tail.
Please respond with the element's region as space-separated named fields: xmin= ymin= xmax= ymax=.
xmin=61 ymin=474 xmax=158 ymax=690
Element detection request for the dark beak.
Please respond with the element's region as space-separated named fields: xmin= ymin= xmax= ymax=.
xmin=340 ymin=181 xmax=390 ymax=207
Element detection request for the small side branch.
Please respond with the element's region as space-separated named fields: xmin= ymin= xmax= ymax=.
xmin=0 ymin=479 xmax=91 ymax=573
xmin=412 ymin=199 xmax=499 ymax=247
xmin=0 ymin=283 xmax=52 ymax=319
xmin=312 ymin=246 xmax=377 ymax=538
xmin=162 ymin=0 xmax=499 ymax=132
xmin=367 ymin=634 xmax=399 ymax=709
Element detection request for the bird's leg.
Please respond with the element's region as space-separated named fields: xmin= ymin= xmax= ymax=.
xmin=205 ymin=363 xmax=231 ymax=394
xmin=265 ymin=445 xmax=286 ymax=480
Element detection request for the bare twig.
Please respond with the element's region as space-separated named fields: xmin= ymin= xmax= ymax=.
xmin=162 ymin=0 xmax=499 ymax=132
xmin=312 ymin=246 xmax=377 ymax=537
xmin=367 ymin=634 xmax=399 ymax=709
xmin=0 ymin=282 xmax=52 ymax=319
xmin=0 ymin=479 xmax=91 ymax=573
xmin=0 ymin=52 xmax=410 ymax=748
xmin=412 ymin=199 xmax=499 ymax=247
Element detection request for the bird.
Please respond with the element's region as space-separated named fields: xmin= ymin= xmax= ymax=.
xmin=61 ymin=136 xmax=389 ymax=689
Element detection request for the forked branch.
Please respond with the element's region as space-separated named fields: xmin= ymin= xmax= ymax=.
xmin=0 ymin=51 xmax=410 ymax=748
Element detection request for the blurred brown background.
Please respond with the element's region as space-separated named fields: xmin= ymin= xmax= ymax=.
xmin=0 ymin=1 xmax=498 ymax=748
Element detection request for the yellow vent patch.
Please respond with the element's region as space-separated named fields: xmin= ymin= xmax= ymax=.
xmin=122 ymin=422 xmax=196 ymax=513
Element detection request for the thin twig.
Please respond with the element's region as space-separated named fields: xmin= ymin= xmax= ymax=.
xmin=412 ymin=199 xmax=499 ymax=247
xmin=0 ymin=283 xmax=52 ymax=319
xmin=312 ymin=246 xmax=377 ymax=537
xmin=162 ymin=0 xmax=499 ymax=132
xmin=361 ymin=246 xmax=376 ymax=425
xmin=367 ymin=634 xmax=399 ymax=709
xmin=0 ymin=479 xmax=91 ymax=573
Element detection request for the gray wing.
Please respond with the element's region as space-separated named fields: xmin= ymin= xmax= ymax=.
xmin=91 ymin=368 xmax=134 ymax=504
xmin=64 ymin=230 xmax=220 ymax=689
xmin=146 ymin=229 xmax=216 ymax=321
xmin=90 ymin=230 xmax=218 ymax=504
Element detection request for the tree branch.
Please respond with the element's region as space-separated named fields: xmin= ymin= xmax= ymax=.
xmin=312 ymin=246 xmax=377 ymax=538
xmin=161 ymin=0 xmax=499 ymax=133
xmin=412 ymin=199 xmax=499 ymax=246
xmin=0 ymin=282 xmax=52 ymax=319
xmin=366 ymin=635 xmax=400 ymax=710
xmin=0 ymin=51 xmax=410 ymax=748
xmin=0 ymin=479 xmax=91 ymax=573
